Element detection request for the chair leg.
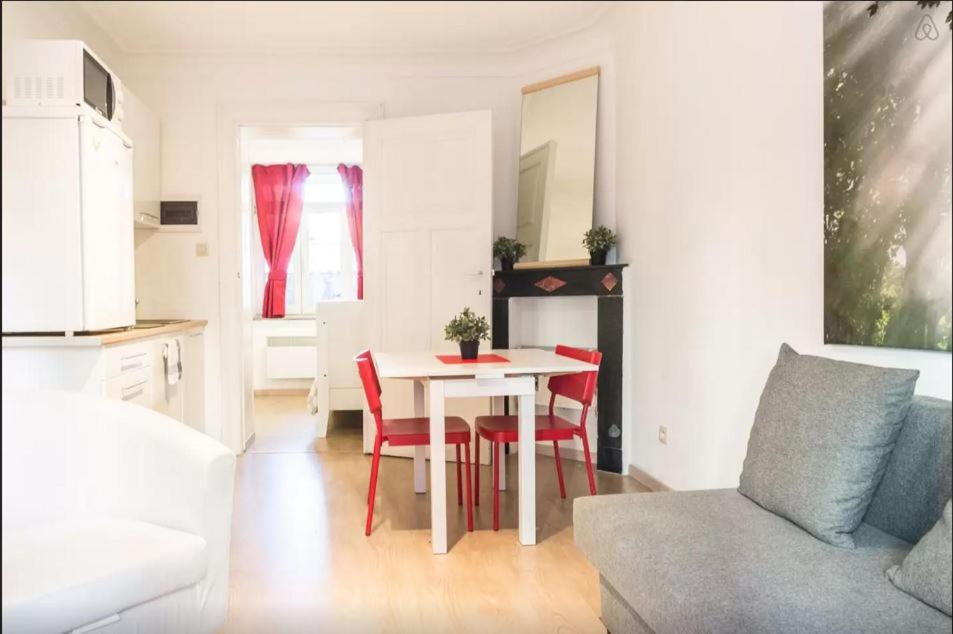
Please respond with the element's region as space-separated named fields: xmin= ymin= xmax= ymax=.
xmin=456 ymin=444 xmax=463 ymax=506
xmin=580 ymin=431 xmax=597 ymax=496
xmin=464 ymin=442 xmax=473 ymax=532
xmin=553 ymin=441 xmax=567 ymax=499
xmin=365 ymin=436 xmax=383 ymax=536
xmin=474 ymin=435 xmax=480 ymax=506
xmin=492 ymin=441 xmax=501 ymax=531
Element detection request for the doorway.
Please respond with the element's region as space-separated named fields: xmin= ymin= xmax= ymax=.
xmin=237 ymin=123 xmax=366 ymax=451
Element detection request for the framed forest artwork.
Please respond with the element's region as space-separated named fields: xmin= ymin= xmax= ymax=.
xmin=824 ymin=0 xmax=952 ymax=352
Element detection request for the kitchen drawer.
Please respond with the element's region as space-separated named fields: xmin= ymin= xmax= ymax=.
xmin=103 ymin=368 xmax=153 ymax=408
xmin=103 ymin=341 xmax=153 ymax=379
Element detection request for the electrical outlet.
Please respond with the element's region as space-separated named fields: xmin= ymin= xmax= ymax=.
xmin=195 ymin=242 xmax=209 ymax=257
xmin=658 ymin=425 xmax=668 ymax=445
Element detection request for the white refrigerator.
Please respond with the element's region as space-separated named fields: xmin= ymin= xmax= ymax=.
xmin=2 ymin=113 xmax=135 ymax=333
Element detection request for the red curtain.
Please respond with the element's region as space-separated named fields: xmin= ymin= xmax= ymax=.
xmin=252 ymin=164 xmax=310 ymax=318
xmin=337 ymin=164 xmax=364 ymax=300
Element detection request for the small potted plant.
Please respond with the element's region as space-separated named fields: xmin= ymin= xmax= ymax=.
xmin=492 ymin=236 xmax=527 ymax=271
xmin=444 ymin=307 xmax=490 ymax=359
xmin=582 ymin=225 xmax=617 ymax=265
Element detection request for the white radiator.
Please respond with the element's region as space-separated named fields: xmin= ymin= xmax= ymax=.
xmin=264 ymin=336 xmax=317 ymax=379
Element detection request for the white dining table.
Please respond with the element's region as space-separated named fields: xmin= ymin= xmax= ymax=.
xmin=373 ymin=348 xmax=599 ymax=554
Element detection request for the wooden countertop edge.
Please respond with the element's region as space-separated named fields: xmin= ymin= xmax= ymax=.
xmin=2 ymin=320 xmax=208 ymax=348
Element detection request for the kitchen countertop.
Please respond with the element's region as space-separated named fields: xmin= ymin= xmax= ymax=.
xmin=1 ymin=319 xmax=207 ymax=348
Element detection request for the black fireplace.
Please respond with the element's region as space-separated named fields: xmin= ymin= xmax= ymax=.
xmin=491 ymin=263 xmax=627 ymax=474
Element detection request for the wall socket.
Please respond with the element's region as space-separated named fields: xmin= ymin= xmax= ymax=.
xmin=658 ymin=425 xmax=668 ymax=445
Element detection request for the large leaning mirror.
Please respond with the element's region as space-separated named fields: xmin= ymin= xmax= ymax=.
xmin=515 ymin=67 xmax=599 ymax=267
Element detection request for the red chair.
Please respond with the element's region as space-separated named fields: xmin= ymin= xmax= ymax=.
xmin=474 ymin=344 xmax=601 ymax=530
xmin=355 ymin=350 xmax=474 ymax=536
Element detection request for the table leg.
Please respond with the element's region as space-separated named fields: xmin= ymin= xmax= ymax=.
xmin=492 ymin=395 xmax=507 ymax=490
xmin=413 ymin=379 xmax=426 ymax=493
xmin=429 ymin=379 xmax=448 ymax=554
xmin=517 ymin=392 xmax=536 ymax=546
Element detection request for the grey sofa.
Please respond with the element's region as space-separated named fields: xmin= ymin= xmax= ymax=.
xmin=574 ymin=395 xmax=953 ymax=633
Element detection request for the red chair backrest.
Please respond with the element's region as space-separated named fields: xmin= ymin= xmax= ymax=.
xmin=547 ymin=344 xmax=602 ymax=407
xmin=355 ymin=349 xmax=384 ymax=436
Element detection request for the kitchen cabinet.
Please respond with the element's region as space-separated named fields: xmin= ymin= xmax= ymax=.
xmin=149 ymin=335 xmax=185 ymax=422
xmin=183 ymin=330 xmax=206 ymax=432
xmin=122 ymin=88 xmax=161 ymax=229
xmin=1 ymin=322 xmax=207 ymax=435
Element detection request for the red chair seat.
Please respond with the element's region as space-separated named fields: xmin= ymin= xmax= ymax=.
xmin=383 ymin=416 xmax=472 ymax=447
xmin=475 ymin=414 xmax=577 ymax=442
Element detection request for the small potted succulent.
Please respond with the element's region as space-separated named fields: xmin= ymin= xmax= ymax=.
xmin=492 ymin=236 xmax=527 ymax=271
xmin=444 ymin=307 xmax=490 ymax=359
xmin=582 ymin=225 xmax=617 ymax=265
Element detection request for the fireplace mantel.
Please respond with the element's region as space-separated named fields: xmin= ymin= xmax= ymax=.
xmin=491 ymin=263 xmax=627 ymax=473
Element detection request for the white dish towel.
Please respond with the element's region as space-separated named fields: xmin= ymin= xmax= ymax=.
xmin=164 ymin=340 xmax=182 ymax=386
xmin=307 ymin=378 xmax=321 ymax=415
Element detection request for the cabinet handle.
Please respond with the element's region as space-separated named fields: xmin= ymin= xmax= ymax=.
xmin=122 ymin=387 xmax=144 ymax=401
xmin=120 ymin=354 xmax=147 ymax=371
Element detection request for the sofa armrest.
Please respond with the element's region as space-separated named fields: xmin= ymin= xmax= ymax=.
xmin=3 ymin=390 xmax=235 ymax=537
xmin=3 ymin=390 xmax=237 ymax=631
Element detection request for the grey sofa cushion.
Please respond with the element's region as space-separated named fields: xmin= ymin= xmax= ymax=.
xmin=574 ymin=490 xmax=952 ymax=633
xmin=738 ymin=344 xmax=918 ymax=547
xmin=887 ymin=500 xmax=953 ymax=616
xmin=865 ymin=396 xmax=953 ymax=544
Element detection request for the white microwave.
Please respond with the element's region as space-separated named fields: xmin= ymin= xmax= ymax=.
xmin=2 ymin=40 xmax=124 ymax=128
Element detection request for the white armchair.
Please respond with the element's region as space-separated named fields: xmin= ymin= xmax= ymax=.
xmin=2 ymin=390 xmax=236 ymax=634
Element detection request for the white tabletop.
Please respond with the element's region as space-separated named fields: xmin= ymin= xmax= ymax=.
xmin=374 ymin=348 xmax=597 ymax=379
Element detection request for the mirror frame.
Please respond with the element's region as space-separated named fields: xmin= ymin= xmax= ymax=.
xmin=514 ymin=66 xmax=600 ymax=270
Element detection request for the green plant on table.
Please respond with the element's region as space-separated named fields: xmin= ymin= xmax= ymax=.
xmin=443 ymin=307 xmax=490 ymax=343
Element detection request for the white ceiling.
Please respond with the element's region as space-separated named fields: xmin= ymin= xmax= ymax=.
xmin=78 ymin=1 xmax=609 ymax=55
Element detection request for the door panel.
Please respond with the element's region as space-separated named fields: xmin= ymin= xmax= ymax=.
xmin=364 ymin=110 xmax=493 ymax=458
xmin=517 ymin=140 xmax=556 ymax=262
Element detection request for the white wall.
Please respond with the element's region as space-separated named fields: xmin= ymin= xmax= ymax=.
xmin=607 ymin=0 xmax=952 ymax=491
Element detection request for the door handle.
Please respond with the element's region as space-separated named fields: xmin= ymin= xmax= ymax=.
xmin=464 ymin=270 xmax=485 ymax=276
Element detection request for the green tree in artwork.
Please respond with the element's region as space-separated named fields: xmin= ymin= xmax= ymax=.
xmin=823 ymin=1 xmax=952 ymax=352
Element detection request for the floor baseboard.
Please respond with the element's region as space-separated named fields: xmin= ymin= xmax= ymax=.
xmin=536 ymin=443 xmax=594 ymax=464
xmin=626 ymin=465 xmax=671 ymax=492
xmin=254 ymin=388 xmax=309 ymax=397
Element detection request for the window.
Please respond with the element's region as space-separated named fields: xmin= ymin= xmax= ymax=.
xmin=253 ymin=165 xmax=359 ymax=316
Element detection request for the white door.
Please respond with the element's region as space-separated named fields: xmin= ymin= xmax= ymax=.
xmin=363 ymin=110 xmax=493 ymax=457
xmin=79 ymin=116 xmax=135 ymax=331
xmin=516 ymin=140 xmax=556 ymax=262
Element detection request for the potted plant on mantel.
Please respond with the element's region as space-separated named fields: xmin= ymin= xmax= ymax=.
xmin=492 ymin=236 xmax=527 ymax=271
xmin=583 ymin=225 xmax=617 ymax=266
xmin=444 ymin=307 xmax=490 ymax=360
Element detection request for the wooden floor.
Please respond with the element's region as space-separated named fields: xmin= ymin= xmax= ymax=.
xmin=222 ymin=395 xmax=648 ymax=633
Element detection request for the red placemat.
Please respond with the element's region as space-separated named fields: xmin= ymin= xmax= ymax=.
xmin=436 ymin=353 xmax=510 ymax=364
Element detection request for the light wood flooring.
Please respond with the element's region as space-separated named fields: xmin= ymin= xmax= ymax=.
xmin=222 ymin=395 xmax=648 ymax=633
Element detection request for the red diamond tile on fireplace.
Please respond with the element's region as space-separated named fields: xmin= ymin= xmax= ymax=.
xmin=535 ymin=276 xmax=567 ymax=292
xmin=493 ymin=278 xmax=506 ymax=294
xmin=601 ymin=273 xmax=618 ymax=292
